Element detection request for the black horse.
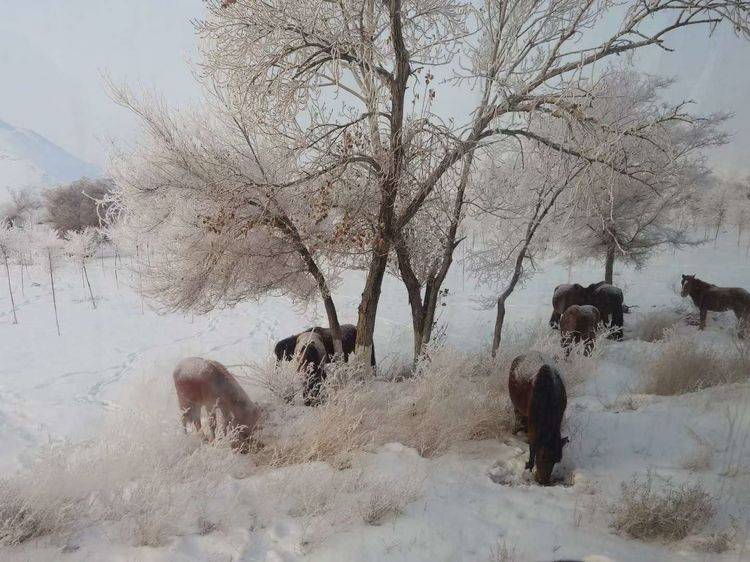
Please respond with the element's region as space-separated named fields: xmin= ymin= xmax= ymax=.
xmin=274 ymin=324 xmax=376 ymax=366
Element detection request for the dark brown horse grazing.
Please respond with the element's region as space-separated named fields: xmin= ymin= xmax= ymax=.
xmin=586 ymin=282 xmax=624 ymax=340
xmin=508 ymin=353 xmax=569 ymax=485
xmin=274 ymin=324 xmax=376 ymax=366
xmin=549 ymin=283 xmax=588 ymax=327
xmin=294 ymin=331 xmax=329 ymax=406
xmin=560 ymin=304 xmax=600 ymax=355
xmin=681 ymin=275 xmax=750 ymax=337
xmin=550 ymin=282 xmax=624 ymax=339
xmin=173 ymin=357 xmax=261 ymax=452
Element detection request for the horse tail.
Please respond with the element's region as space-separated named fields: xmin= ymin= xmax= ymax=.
xmin=529 ymin=365 xmax=561 ymax=442
xmin=549 ymin=310 xmax=561 ymax=328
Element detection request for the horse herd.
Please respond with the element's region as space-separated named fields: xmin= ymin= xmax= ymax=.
xmin=172 ymin=274 xmax=750 ymax=485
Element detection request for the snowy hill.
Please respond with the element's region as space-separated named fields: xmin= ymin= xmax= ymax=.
xmin=0 ymin=238 xmax=749 ymax=560
xmin=0 ymin=118 xmax=100 ymax=203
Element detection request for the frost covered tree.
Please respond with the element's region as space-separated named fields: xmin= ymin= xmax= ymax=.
xmin=65 ymin=228 xmax=99 ymax=309
xmin=469 ymin=137 xmax=584 ymax=354
xmin=44 ymin=178 xmax=113 ymax=235
xmin=469 ymin=67 xmax=725 ymax=354
xmin=0 ymin=190 xmax=41 ymax=228
xmin=30 ymin=225 xmax=65 ymax=335
xmin=193 ymin=0 xmax=750 ymax=360
xmin=0 ymin=226 xmax=19 ymax=324
xmin=107 ymin=90 xmax=352 ymax=353
xmin=559 ymin=72 xmax=726 ymax=284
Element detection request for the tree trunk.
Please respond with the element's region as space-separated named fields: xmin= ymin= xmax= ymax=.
xmin=492 ymin=295 xmax=507 ymax=357
xmin=3 ymin=250 xmax=17 ymax=324
xmin=604 ymin=245 xmax=616 ymax=285
xmin=355 ymin=243 xmax=390 ymax=362
xmin=83 ymin=262 xmax=96 ymax=310
xmin=321 ymin=292 xmax=343 ymax=356
xmin=48 ymin=249 xmax=61 ymax=336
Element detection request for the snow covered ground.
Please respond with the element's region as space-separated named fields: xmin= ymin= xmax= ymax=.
xmin=1 ymin=238 xmax=749 ymax=561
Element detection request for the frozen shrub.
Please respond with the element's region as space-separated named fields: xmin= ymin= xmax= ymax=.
xmin=260 ymin=342 xmax=515 ymax=466
xmin=488 ymin=540 xmax=519 ymax=562
xmin=0 ymin=372 xmax=252 ymax=547
xmin=641 ymin=329 xmax=750 ymax=395
xmin=43 ymin=178 xmax=114 ymax=234
xmin=633 ymin=309 xmax=684 ymax=342
xmin=359 ymin=477 xmax=422 ymax=525
xmin=611 ymin=474 xmax=715 ymax=541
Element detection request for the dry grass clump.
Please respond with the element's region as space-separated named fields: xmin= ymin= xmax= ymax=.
xmin=611 ymin=473 xmax=715 ymax=541
xmin=488 ymin=539 xmax=520 ymax=562
xmin=0 ymin=373 xmax=253 ymax=547
xmin=259 ymin=343 xmax=514 ymax=466
xmin=641 ymin=329 xmax=750 ymax=395
xmin=359 ymin=476 xmax=423 ymax=525
xmin=633 ymin=309 xmax=684 ymax=342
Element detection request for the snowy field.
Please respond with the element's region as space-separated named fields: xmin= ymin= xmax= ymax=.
xmin=1 ymin=237 xmax=749 ymax=561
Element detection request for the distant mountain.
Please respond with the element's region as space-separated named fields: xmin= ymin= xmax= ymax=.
xmin=0 ymin=118 xmax=100 ymax=203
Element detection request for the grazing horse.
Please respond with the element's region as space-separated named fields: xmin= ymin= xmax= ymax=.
xmin=681 ymin=274 xmax=750 ymax=337
xmin=549 ymin=283 xmax=588 ymax=327
xmin=587 ymin=282 xmax=624 ymax=340
xmin=508 ymin=353 xmax=569 ymax=485
xmin=294 ymin=331 xmax=329 ymax=406
xmin=173 ymin=357 xmax=261 ymax=452
xmin=560 ymin=304 xmax=600 ymax=355
xmin=274 ymin=324 xmax=376 ymax=366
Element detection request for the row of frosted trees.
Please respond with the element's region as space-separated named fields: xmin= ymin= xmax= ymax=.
xmin=89 ymin=1 xmax=750 ymax=361
xmin=0 ymin=226 xmax=105 ymax=334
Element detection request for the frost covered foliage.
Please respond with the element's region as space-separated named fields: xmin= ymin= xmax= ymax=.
xmin=632 ymin=308 xmax=686 ymax=342
xmin=258 ymin=344 xmax=512 ymax=465
xmin=0 ymin=372 xmax=429 ymax=551
xmin=641 ymin=329 xmax=750 ymax=395
xmin=611 ymin=474 xmax=715 ymax=541
xmin=256 ymin=327 xmax=604 ymax=466
xmin=0 ymin=374 xmax=252 ymax=547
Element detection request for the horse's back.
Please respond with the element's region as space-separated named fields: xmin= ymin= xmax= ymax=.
xmin=509 ymin=352 xmax=555 ymax=413
xmin=560 ymin=304 xmax=599 ymax=332
xmin=173 ymin=357 xmax=240 ymax=405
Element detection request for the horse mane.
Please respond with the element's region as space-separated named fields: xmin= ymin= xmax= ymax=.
xmin=690 ymin=277 xmax=714 ymax=291
xmin=529 ymin=364 xmax=563 ymax=449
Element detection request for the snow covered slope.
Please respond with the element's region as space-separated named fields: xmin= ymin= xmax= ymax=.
xmin=0 ymin=237 xmax=748 ymax=561
xmin=0 ymin=118 xmax=100 ymax=203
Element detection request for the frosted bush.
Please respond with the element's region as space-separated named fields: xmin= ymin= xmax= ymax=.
xmin=0 ymin=372 xmax=253 ymax=547
xmin=642 ymin=329 xmax=750 ymax=395
xmin=633 ymin=309 xmax=684 ymax=342
xmin=611 ymin=473 xmax=715 ymax=541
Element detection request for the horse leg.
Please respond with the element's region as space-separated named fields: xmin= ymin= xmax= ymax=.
xmin=699 ymin=306 xmax=707 ymax=330
xmin=525 ymin=443 xmax=536 ymax=471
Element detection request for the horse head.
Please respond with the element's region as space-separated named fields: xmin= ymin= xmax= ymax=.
xmin=681 ymin=274 xmax=696 ymax=297
xmin=534 ymin=435 xmax=569 ymax=485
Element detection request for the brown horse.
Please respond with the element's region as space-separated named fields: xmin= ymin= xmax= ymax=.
xmin=508 ymin=353 xmax=569 ymax=485
xmin=551 ymin=282 xmax=624 ymax=339
xmin=173 ymin=357 xmax=261 ymax=452
xmin=560 ymin=304 xmax=600 ymax=355
xmin=294 ymin=331 xmax=329 ymax=406
xmin=549 ymin=283 xmax=588 ymax=327
xmin=681 ymin=275 xmax=750 ymax=337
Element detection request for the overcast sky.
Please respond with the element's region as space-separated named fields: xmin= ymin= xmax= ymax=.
xmin=0 ymin=1 xmax=748 ymax=177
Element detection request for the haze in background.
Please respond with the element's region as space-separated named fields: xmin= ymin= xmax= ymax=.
xmin=0 ymin=1 xmax=748 ymax=176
